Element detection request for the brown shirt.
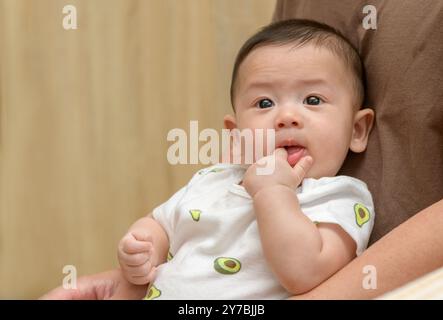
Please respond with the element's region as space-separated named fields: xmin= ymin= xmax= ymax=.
xmin=273 ymin=0 xmax=443 ymax=244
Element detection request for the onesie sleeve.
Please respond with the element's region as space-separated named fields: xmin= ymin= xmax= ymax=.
xmin=152 ymin=185 xmax=188 ymax=238
xmin=298 ymin=176 xmax=375 ymax=256
xmin=151 ymin=168 xmax=207 ymax=238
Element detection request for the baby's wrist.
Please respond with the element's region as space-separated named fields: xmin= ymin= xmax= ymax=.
xmin=121 ymin=269 xmax=135 ymax=284
xmin=252 ymin=184 xmax=295 ymax=200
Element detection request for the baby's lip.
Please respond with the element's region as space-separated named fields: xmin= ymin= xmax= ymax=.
xmin=276 ymin=139 xmax=305 ymax=149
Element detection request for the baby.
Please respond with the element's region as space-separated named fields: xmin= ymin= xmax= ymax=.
xmin=117 ymin=19 xmax=375 ymax=299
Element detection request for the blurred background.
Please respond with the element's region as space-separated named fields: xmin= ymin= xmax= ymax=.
xmin=0 ymin=0 xmax=275 ymax=298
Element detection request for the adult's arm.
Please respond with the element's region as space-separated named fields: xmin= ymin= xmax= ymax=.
xmin=39 ymin=268 xmax=148 ymax=300
xmin=290 ymin=198 xmax=443 ymax=299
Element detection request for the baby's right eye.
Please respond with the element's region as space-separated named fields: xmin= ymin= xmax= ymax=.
xmin=256 ymin=98 xmax=274 ymax=109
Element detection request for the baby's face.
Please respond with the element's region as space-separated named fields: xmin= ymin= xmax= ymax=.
xmin=227 ymin=44 xmax=363 ymax=178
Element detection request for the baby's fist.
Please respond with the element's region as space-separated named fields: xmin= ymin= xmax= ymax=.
xmin=117 ymin=229 xmax=157 ymax=285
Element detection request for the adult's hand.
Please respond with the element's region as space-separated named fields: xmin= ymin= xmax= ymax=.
xmin=39 ymin=268 xmax=148 ymax=300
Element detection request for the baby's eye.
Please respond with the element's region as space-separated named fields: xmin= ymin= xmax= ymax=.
xmin=256 ymin=98 xmax=274 ymax=109
xmin=303 ymin=95 xmax=323 ymax=106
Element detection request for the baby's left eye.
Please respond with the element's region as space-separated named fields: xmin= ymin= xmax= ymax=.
xmin=303 ymin=95 xmax=323 ymax=106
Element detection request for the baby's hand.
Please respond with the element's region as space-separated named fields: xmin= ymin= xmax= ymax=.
xmin=117 ymin=229 xmax=157 ymax=285
xmin=243 ymin=148 xmax=313 ymax=198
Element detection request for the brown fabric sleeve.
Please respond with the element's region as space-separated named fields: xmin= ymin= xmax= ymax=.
xmin=273 ymin=0 xmax=443 ymax=245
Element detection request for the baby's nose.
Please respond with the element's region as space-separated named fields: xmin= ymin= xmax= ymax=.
xmin=275 ymin=110 xmax=301 ymax=129
xmin=277 ymin=119 xmax=298 ymax=128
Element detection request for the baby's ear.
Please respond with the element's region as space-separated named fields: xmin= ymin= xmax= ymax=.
xmin=349 ymin=108 xmax=375 ymax=153
xmin=223 ymin=114 xmax=237 ymax=130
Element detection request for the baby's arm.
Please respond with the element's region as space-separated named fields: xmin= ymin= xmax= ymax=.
xmin=117 ymin=212 xmax=169 ymax=285
xmin=243 ymin=149 xmax=356 ymax=295
xmin=252 ymin=185 xmax=356 ymax=295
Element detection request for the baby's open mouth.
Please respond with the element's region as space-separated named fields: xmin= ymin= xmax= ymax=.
xmin=277 ymin=141 xmax=307 ymax=167
xmin=284 ymin=146 xmax=305 ymax=167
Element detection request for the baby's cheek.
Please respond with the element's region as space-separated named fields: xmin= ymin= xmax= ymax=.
xmin=322 ymin=144 xmax=347 ymax=176
xmin=312 ymin=136 xmax=349 ymax=176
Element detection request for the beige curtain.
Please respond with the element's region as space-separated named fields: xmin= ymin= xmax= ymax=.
xmin=0 ymin=0 xmax=275 ymax=298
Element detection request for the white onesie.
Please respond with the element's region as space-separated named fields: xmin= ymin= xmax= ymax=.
xmin=147 ymin=163 xmax=375 ymax=300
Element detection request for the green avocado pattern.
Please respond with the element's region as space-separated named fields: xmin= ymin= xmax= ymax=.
xmin=214 ymin=257 xmax=241 ymax=275
xmin=143 ymin=285 xmax=161 ymax=300
xmin=198 ymin=167 xmax=225 ymax=175
xmin=354 ymin=203 xmax=370 ymax=227
xmin=167 ymin=251 xmax=173 ymax=261
xmin=189 ymin=209 xmax=201 ymax=221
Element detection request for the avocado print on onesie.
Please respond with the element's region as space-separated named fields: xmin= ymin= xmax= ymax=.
xmin=354 ymin=203 xmax=370 ymax=227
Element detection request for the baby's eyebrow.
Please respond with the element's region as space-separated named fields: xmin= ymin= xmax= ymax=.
xmin=243 ymin=81 xmax=274 ymax=90
xmin=296 ymin=78 xmax=331 ymax=87
xmin=244 ymin=78 xmax=333 ymax=91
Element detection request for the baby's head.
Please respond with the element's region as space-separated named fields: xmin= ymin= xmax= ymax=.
xmin=224 ymin=19 xmax=374 ymax=179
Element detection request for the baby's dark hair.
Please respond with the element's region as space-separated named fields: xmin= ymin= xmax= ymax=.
xmin=230 ymin=19 xmax=365 ymax=111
